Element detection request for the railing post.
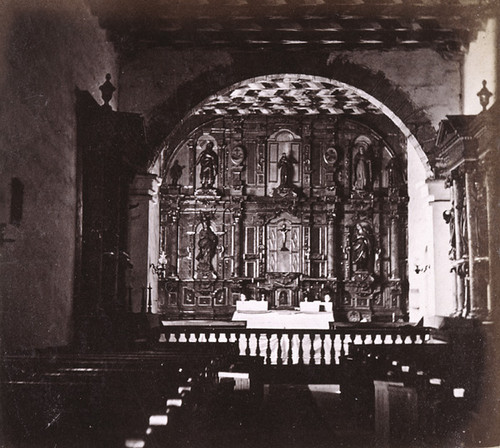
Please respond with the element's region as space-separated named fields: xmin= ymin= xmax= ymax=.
xmin=147 ymin=284 xmax=152 ymax=313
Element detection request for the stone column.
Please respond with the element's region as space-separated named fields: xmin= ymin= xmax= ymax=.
xmin=128 ymin=173 xmax=162 ymax=313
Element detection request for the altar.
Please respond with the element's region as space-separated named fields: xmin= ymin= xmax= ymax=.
xmin=231 ymin=304 xmax=335 ymax=364
xmin=231 ymin=309 xmax=334 ymax=329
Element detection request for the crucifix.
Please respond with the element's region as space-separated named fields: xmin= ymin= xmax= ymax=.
xmin=279 ymin=224 xmax=290 ymax=251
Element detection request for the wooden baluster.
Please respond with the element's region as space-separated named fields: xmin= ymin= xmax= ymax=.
xmin=255 ymin=332 xmax=261 ymax=357
xmin=320 ymin=333 xmax=326 ymax=365
xmin=287 ymin=333 xmax=293 ymax=365
xmin=309 ymin=332 xmax=316 ymax=365
xmin=339 ymin=333 xmax=346 ymax=359
xmin=277 ymin=332 xmax=283 ymax=366
xmin=330 ymin=332 xmax=336 ymax=365
xmin=246 ymin=332 xmax=251 ymax=356
xmin=298 ymin=332 xmax=304 ymax=365
xmin=266 ymin=332 xmax=272 ymax=365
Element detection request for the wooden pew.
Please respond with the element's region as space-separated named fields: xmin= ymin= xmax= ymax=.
xmin=1 ymin=344 xmax=239 ymax=446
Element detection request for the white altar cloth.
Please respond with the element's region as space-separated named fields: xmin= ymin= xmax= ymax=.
xmin=231 ymin=309 xmax=334 ymax=329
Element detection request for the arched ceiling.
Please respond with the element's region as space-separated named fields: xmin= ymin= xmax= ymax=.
xmin=194 ymin=74 xmax=384 ymax=116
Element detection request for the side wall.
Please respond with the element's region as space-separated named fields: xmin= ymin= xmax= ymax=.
xmin=0 ymin=1 xmax=118 ymax=352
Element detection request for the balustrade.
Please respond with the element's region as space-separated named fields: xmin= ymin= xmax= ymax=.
xmin=158 ymin=325 xmax=431 ymax=366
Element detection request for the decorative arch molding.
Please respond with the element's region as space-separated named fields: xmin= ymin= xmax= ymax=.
xmin=146 ymin=57 xmax=436 ymax=177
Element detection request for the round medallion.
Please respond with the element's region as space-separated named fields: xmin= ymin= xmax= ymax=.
xmin=230 ymin=145 xmax=246 ymax=164
xmin=347 ymin=310 xmax=361 ymax=322
xmin=323 ymin=147 xmax=338 ymax=165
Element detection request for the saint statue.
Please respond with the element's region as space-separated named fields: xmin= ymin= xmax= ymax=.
xmin=196 ymin=141 xmax=218 ymax=189
xmin=169 ymin=160 xmax=184 ymax=186
xmin=196 ymin=216 xmax=218 ymax=272
xmin=352 ymin=221 xmax=373 ymax=271
xmin=443 ymin=208 xmax=456 ymax=260
xmin=278 ymin=152 xmax=294 ymax=188
xmin=353 ymin=139 xmax=372 ymax=191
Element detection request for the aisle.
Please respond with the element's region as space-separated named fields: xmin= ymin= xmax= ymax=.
xmin=192 ymin=384 xmax=375 ymax=448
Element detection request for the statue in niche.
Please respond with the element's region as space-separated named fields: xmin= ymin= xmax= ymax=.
xmin=353 ymin=137 xmax=372 ymax=190
xmin=169 ymin=160 xmax=184 ymax=186
xmin=196 ymin=141 xmax=218 ymax=189
xmin=279 ymin=290 xmax=288 ymax=306
xmin=352 ymin=221 xmax=373 ymax=271
xmin=278 ymin=152 xmax=295 ymax=188
xmin=386 ymin=159 xmax=399 ymax=189
xmin=443 ymin=208 xmax=456 ymax=260
xmin=196 ymin=216 xmax=218 ymax=273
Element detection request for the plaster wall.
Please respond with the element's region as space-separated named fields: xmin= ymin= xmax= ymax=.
xmin=463 ymin=18 xmax=498 ymax=115
xmin=0 ymin=0 xmax=118 ymax=352
xmin=118 ymin=47 xmax=462 ymax=131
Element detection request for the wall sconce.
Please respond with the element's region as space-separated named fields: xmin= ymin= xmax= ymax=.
xmin=150 ymin=250 xmax=168 ymax=279
xmin=414 ymin=264 xmax=430 ymax=274
xmin=477 ymin=80 xmax=493 ymax=111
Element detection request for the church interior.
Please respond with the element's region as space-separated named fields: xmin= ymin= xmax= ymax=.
xmin=1 ymin=0 xmax=499 ymax=446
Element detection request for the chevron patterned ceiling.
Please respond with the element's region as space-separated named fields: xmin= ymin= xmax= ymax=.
xmin=194 ymin=74 xmax=383 ymax=115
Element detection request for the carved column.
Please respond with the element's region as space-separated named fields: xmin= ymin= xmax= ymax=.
xmin=484 ymin=154 xmax=500 ymax=318
xmin=327 ymin=209 xmax=336 ymax=278
xmin=233 ymin=208 xmax=242 ymax=277
xmin=452 ymin=177 xmax=466 ymax=316
xmin=168 ymin=209 xmax=179 ymax=276
xmin=465 ymin=168 xmax=486 ymax=318
xmin=390 ymin=212 xmax=400 ymax=279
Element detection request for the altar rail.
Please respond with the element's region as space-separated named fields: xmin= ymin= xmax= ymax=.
xmin=157 ymin=325 xmax=432 ymax=366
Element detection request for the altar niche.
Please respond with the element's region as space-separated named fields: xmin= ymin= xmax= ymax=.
xmin=158 ymin=115 xmax=408 ymax=322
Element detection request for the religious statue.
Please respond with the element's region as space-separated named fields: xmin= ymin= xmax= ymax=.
xmin=196 ymin=141 xmax=218 ymax=189
xmin=196 ymin=216 xmax=218 ymax=272
xmin=278 ymin=152 xmax=294 ymax=188
xmin=353 ymin=138 xmax=372 ymax=190
xmin=386 ymin=159 xmax=399 ymax=189
xmin=169 ymin=160 xmax=184 ymax=186
xmin=352 ymin=221 xmax=373 ymax=271
xmin=443 ymin=208 xmax=456 ymax=260
xmin=279 ymin=290 xmax=288 ymax=306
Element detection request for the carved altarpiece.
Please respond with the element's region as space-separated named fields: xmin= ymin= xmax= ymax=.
xmin=158 ymin=116 xmax=408 ymax=321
